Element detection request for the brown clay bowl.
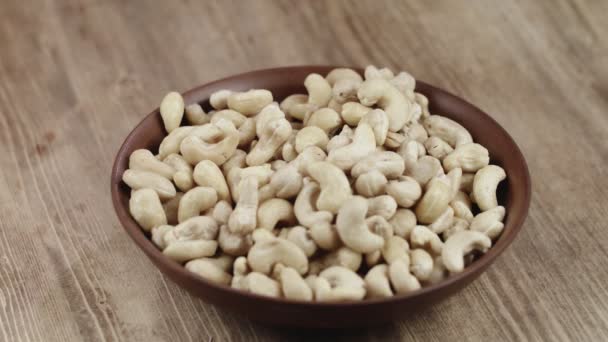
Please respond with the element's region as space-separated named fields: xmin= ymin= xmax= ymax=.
xmin=111 ymin=66 xmax=531 ymax=328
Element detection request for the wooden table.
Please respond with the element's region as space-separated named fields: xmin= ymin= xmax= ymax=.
xmin=1 ymin=1 xmax=607 ymax=340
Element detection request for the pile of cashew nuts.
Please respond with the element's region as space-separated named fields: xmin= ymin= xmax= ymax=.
xmin=122 ymin=66 xmax=507 ymax=301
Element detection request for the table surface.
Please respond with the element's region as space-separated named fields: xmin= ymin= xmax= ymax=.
xmin=1 ymin=0 xmax=607 ymax=341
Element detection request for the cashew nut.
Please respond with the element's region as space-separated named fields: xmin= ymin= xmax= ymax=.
xmin=279 ymin=226 xmax=317 ymax=257
xmin=383 ymin=132 xmax=407 ymax=150
xmin=409 ymin=249 xmax=434 ymax=282
xmin=304 ymin=108 xmax=343 ymax=134
xmin=366 ymin=195 xmax=397 ymax=220
xmin=327 ymin=123 xmax=376 ymax=170
xmin=246 ymin=118 xmax=292 ymax=166
xmin=460 ymin=172 xmax=475 ymax=193
xmin=365 ymin=250 xmax=382 ymax=267
xmin=426 ymin=256 xmax=448 ymax=284
xmin=279 ymin=94 xmax=307 ymax=116
xmin=358 ymin=78 xmax=411 ymax=131
xmin=325 ymin=68 xmax=362 ymax=86
xmin=304 ymin=73 xmax=332 ymax=107
xmin=336 ymin=196 xmax=387 ymax=253
xmin=162 ymin=216 xmax=219 ymax=262
xmin=403 ymin=122 xmax=428 ymax=143
xmin=390 ymin=71 xmax=416 ymax=99
xmin=351 ymin=151 xmax=405 ymax=179
xmin=192 ymin=160 xmax=231 ymax=202
xmin=247 ymin=237 xmax=308 ymax=275
xmin=151 ymin=225 xmax=173 ymax=249
xmin=163 ymin=153 xmax=194 ymax=192
xmin=209 ymin=200 xmax=232 ymax=225
xmin=279 ymin=265 xmax=313 ymax=301
xmin=410 ymin=225 xmax=444 ymax=254
xmin=388 ymin=255 xmax=421 ymax=294
xmin=385 ymin=176 xmax=422 ymax=208
xmin=473 ymin=165 xmax=506 ymax=211
xmin=442 ymin=217 xmax=470 ymax=241
xmin=424 ymin=136 xmax=453 ymax=160
xmin=415 ymin=177 xmax=452 ymax=224
xmin=177 ymin=186 xmax=218 ymax=223
xmin=390 ymin=209 xmax=417 ymax=239
xmin=428 ymin=206 xmax=454 ymax=234
xmin=239 ymin=272 xmax=282 ymax=298
xmin=185 ymin=255 xmax=234 ymax=285
xmin=209 ymin=89 xmax=233 ymax=110
xmin=405 ymin=155 xmax=444 ymax=186
xmin=295 ymin=126 xmax=329 ymax=153
xmin=261 ymin=165 xmax=303 ymax=200
xmin=227 ymin=164 xmax=273 ymax=201
xmin=354 ymin=170 xmax=388 ymax=197
xmin=294 ymin=180 xmax=339 ymax=250
xmin=185 ymin=103 xmax=210 ymax=125
xmin=470 ymin=206 xmax=505 ymax=239
xmin=211 ymin=109 xmax=256 ymax=148
xmin=221 ymin=149 xmax=247 ymax=175
xmin=340 ymin=102 xmax=372 ymax=126
xmin=162 ymin=192 xmax=182 ymax=225
xmin=415 ymin=92 xmax=430 ymax=117
xmin=314 ymin=266 xmax=366 ymax=301
xmin=442 ymin=231 xmax=491 ymax=273
xmin=332 ymin=78 xmax=361 ymax=104
xmin=315 ymin=246 xmax=362 ymax=273
xmin=227 ymin=89 xmax=273 ymax=116
xmin=364 ymin=264 xmax=393 ymax=298
xmin=228 ymin=176 xmax=259 ymax=234
xmin=451 ymin=191 xmax=474 ymax=222
xmin=257 ymin=198 xmax=296 ymax=231
xmin=443 ymin=143 xmax=490 ymax=172
xmin=382 ymin=235 xmax=409 ymax=264
xmin=218 ymin=225 xmax=253 ymax=256
xmin=129 ymin=188 xmax=167 ymax=231
xmin=158 ymin=126 xmax=195 ymax=159
xmin=307 ymin=161 xmax=352 ymax=213
xmin=122 ymin=169 xmax=176 ymax=200
xmin=423 ymin=115 xmax=473 ymax=147
xmin=129 ymin=149 xmax=175 ymax=179
xmin=180 ymin=119 xmax=239 ymax=165
xmin=160 ymin=91 xmax=184 ymax=133
xmin=326 ymin=125 xmax=354 ymax=152
xmin=364 ymin=65 xmax=394 ymax=80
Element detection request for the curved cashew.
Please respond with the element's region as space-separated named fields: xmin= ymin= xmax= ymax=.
xmin=315 ymin=266 xmax=366 ymax=301
xmin=257 ymin=198 xmax=296 ymax=231
xmin=402 ymin=122 xmax=428 ymax=143
xmin=221 ymin=149 xmax=247 ymax=175
xmin=460 ymin=172 xmax=475 ymax=193
xmin=255 ymin=104 xmax=285 ymax=135
xmin=327 ymin=125 xmax=354 ymax=152
xmin=279 ymin=94 xmax=307 ymax=113
xmin=442 ymin=231 xmax=491 ymax=273
xmin=428 ymin=207 xmax=455 ymax=234
xmin=451 ymin=191 xmax=474 ymax=223
xmin=163 ymin=240 xmax=218 ymax=263
xmin=294 ymin=181 xmax=339 ymax=250
xmin=163 ymin=154 xmax=194 ymax=192
xmin=340 ymin=102 xmax=372 ymax=126
xmin=289 ymin=146 xmax=326 ymax=175
xmin=390 ymin=209 xmax=417 ymax=240
xmin=426 ymin=256 xmax=448 ymax=284
xmin=327 ymin=123 xmax=376 ymax=170
xmin=409 ymin=249 xmax=434 ymax=282
xmin=405 ymin=155 xmax=444 ymax=186
xmin=307 ymin=161 xmax=352 ymax=213
xmin=129 ymin=149 xmax=175 ymax=179
xmin=366 ymin=195 xmax=397 ymax=220
xmin=227 ymin=89 xmax=273 ymax=116
xmin=443 ymin=143 xmax=490 ymax=172
xmin=332 ymin=78 xmax=361 ymax=104
xmin=391 ymin=71 xmax=416 ymax=99
xmin=358 ymin=78 xmax=411 ymax=132
xmin=295 ymin=126 xmax=329 ymax=153
xmin=209 ymin=200 xmax=232 ymax=225
xmin=304 ymin=108 xmax=343 ymax=134
xmin=351 ymin=151 xmax=405 ymax=179
xmin=316 ymin=246 xmax=362 ymax=273
xmin=259 ymin=165 xmax=302 ymax=200
xmin=129 ymin=189 xmax=167 ymax=231
xmin=388 ymin=255 xmax=421 ymax=294
xmin=470 ymin=206 xmax=505 ymax=239
xmin=211 ymin=109 xmax=256 ymax=147
xmin=151 ymin=225 xmax=172 ymax=249
xmin=382 ymin=235 xmax=409 ymax=264
xmin=239 ymin=272 xmax=282 ymax=298
xmin=385 ymin=176 xmax=422 ymax=208
xmin=246 ymin=118 xmax=292 ymax=166
xmin=423 ymin=115 xmax=473 ymax=147
xmin=177 ymin=186 xmax=218 ymax=223
xmin=410 ymin=225 xmax=444 ymax=254
xmin=180 ymin=119 xmax=239 ymax=165
xmin=279 ymin=266 xmax=313 ymax=301
xmin=424 ymin=136 xmax=453 ymax=160
xmin=122 ymin=169 xmax=176 ymax=200
xmin=192 ymin=160 xmax=231 ymax=202
xmin=364 ymin=65 xmax=394 ymax=80
xmin=158 ymin=126 xmax=195 ymax=159
xmin=185 ymin=255 xmax=234 ymax=285
xmin=185 ymin=103 xmax=210 ymax=125
xmin=473 ymin=165 xmax=506 ymax=211
xmin=365 ymin=250 xmax=382 ymax=267
xmin=354 ymin=170 xmax=388 ymax=197
xmin=442 ymin=217 xmax=470 ymax=241
xmin=209 ymin=89 xmax=233 ymax=110
xmin=160 ymin=91 xmax=184 ymax=133
xmin=247 ymin=237 xmax=308 ymax=275
xmin=364 ymin=264 xmax=393 ymax=298
xmin=304 ymin=73 xmax=332 ymax=107
xmin=162 ymin=192 xmax=182 ymax=225
xmin=228 ymin=176 xmax=259 ymax=234
xmin=163 ymin=216 xmax=219 ymax=262
xmin=218 ymin=225 xmax=253 ymax=256
xmin=415 ymin=177 xmax=452 ymax=224
xmin=327 ymin=98 xmax=342 ymax=113
xmin=325 ymin=68 xmax=362 ymax=86
xmin=251 ymin=228 xmax=276 ymax=244
xmin=415 ymin=92 xmax=430 ymax=117
xmin=227 ymin=164 xmax=273 ymax=201
xmin=336 ymin=196 xmax=387 ymax=253
xmin=279 ymin=226 xmax=318 ymax=257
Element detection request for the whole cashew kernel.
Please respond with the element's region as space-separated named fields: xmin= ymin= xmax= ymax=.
xmin=186 ymin=255 xmax=234 ymax=285
xmin=405 ymin=155 xmax=444 ymax=186
xmin=451 ymin=191 xmax=474 ymax=222
xmin=262 ymin=165 xmax=303 ymax=199
xmin=442 ymin=231 xmax=491 ymax=273
xmin=294 ymin=181 xmax=339 ymax=250
xmin=390 ymin=209 xmax=417 ymax=239
xmin=382 ymin=235 xmax=410 ymax=264
xmin=178 ymin=186 xmax=218 ymax=223
xmin=355 ymin=170 xmax=388 ymax=197
xmin=280 ymin=94 xmax=308 ymax=115
xmin=325 ymin=68 xmax=362 ymax=86
xmin=257 ymin=198 xmax=296 ymax=231
xmin=386 ymin=176 xmax=422 ymax=208
xmin=327 ymin=123 xmax=376 ymax=170
xmin=443 ymin=143 xmax=490 ymax=172
xmin=383 ymin=132 xmax=407 ymax=150
xmin=460 ymin=172 xmax=475 ymax=193
xmin=470 ymin=206 xmax=505 ymax=239
xmin=358 ymin=78 xmax=411 ymax=131
xmin=415 ymin=93 xmax=430 ymax=117
xmin=304 ymin=73 xmax=332 ymax=107
xmin=221 ymin=149 xmax=247 ymax=175
xmin=129 ymin=149 xmax=175 ymax=179
xmin=410 ymin=225 xmax=444 ymax=254
xmin=152 ymin=225 xmax=172 ymax=249
xmin=209 ymin=89 xmax=233 ymax=110
xmin=403 ymin=122 xmax=428 ymax=143
xmin=279 ymin=226 xmax=318 ymax=257
xmin=180 ymin=119 xmax=239 ymax=165
xmin=442 ymin=217 xmax=470 ymax=241
xmin=122 ymin=169 xmax=176 ymax=200
xmin=424 ymin=136 xmax=454 ymax=160
xmin=193 ymin=160 xmax=231 ymax=202
xmin=428 ymin=206 xmax=455 ymax=234
xmin=365 ymin=250 xmax=382 ymax=267
xmin=228 ymin=176 xmax=259 ymax=234
xmin=218 ymin=225 xmax=253 ymax=256
xmin=185 ymin=103 xmax=210 ymax=125
xmin=158 ymin=126 xmax=195 ymax=159
xmin=364 ymin=264 xmax=393 ymax=298
xmin=423 ymin=115 xmax=473 ymax=147
xmin=332 ymin=78 xmax=361 ymax=104
xmin=295 ymin=126 xmax=329 ymax=153
xmin=336 ymin=196 xmax=387 ymax=253
xmin=246 ymin=118 xmax=292 ymax=166
xmin=164 ymin=153 xmax=194 ymax=192
xmin=227 ymin=164 xmax=273 ymax=201
xmin=160 ymin=91 xmax=184 ymax=133
xmin=327 ymin=125 xmax=354 ymax=152
xmin=307 ymin=161 xmax=352 ymax=213
xmin=415 ymin=177 xmax=452 ymax=224
xmin=227 ymin=89 xmax=273 ymax=116
xmin=162 ymin=193 xmax=183 ymax=225
xmin=366 ymin=195 xmax=398 ymax=220
xmin=247 ymin=237 xmax=308 ymax=275
xmin=317 ymin=246 xmax=363 ymax=273
xmin=351 ymin=151 xmax=405 ymax=179
xmin=210 ymin=200 xmax=232 ymax=225
xmin=163 ymin=216 xmax=219 ymax=262
xmin=473 ymin=165 xmax=506 ymax=211
xmin=304 ymin=108 xmax=343 ymax=134
xmin=211 ymin=109 xmax=256 ymax=148
xmin=426 ymin=256 xmax=448 ymax=284
xmin=340 ymin=102 xmax=372 ymax=126
xmin=388 ymin=255 xmax=421 ymax=294
xmin=239 ymin=272 xmax=282 ymax=298
xmin=163 ymin=240 xmax=218 ymax=263
xmin=409 ymin=249 xmax=434 ymax=282
xmin=315 ymin=266 xmax=366 ymax=301
xmin=129 ymin=189 xmax=167 ymax=231
xmin=391 ymin=71 xmax=416 ymax=99
xmin=364 ymin=65 xmax=394 ymax=80
xmin=279 ymin=266 xmax=313 ymax=301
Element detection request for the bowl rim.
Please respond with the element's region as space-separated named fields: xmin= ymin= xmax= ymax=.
xmin=111 ymin=65 xmax=531 ymax=308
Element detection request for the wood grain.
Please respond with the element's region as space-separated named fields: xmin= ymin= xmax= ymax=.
xmin=1 ymin=0 xmax=607 ymax=340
